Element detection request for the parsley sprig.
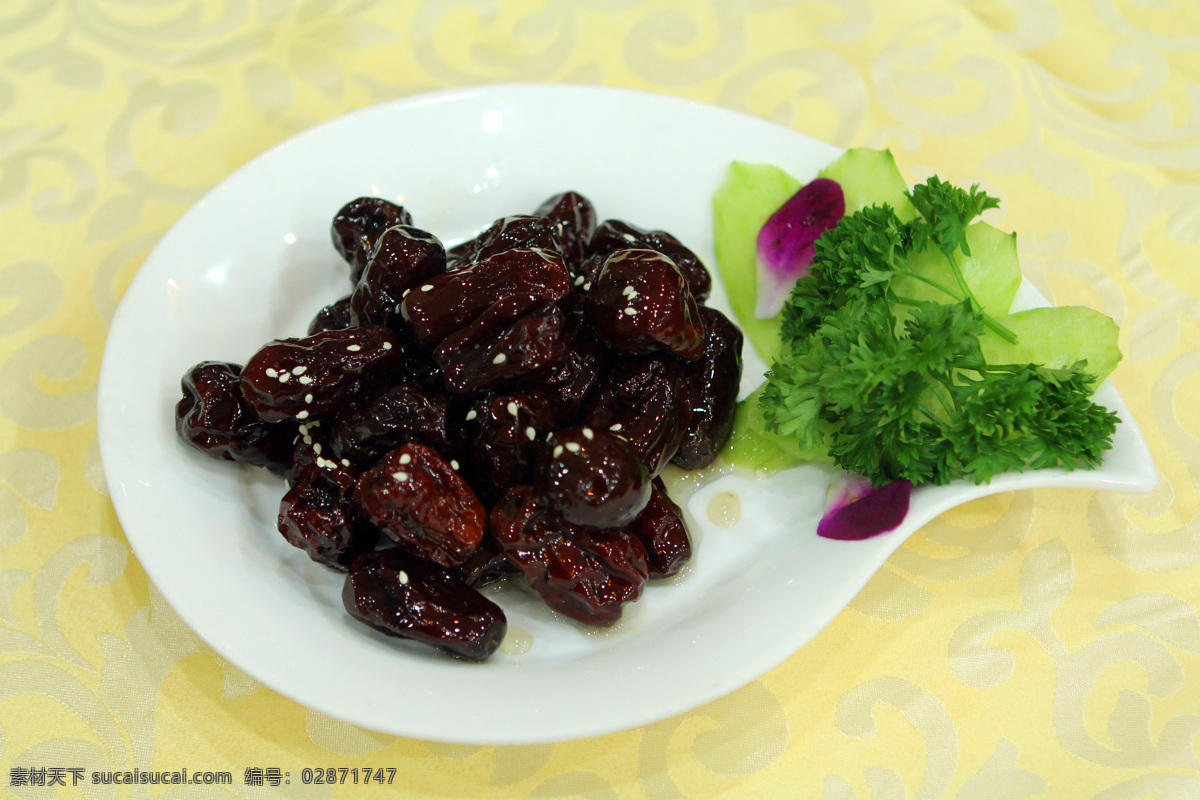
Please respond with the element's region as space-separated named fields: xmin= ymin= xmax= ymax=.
xmin=760 ymin=177 xmax=1118 ymax=486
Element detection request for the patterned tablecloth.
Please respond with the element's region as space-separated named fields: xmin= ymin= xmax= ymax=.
xmin=2 ymin=2 xmax=1198 ymax=798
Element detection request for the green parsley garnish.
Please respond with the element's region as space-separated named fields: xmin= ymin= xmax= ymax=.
xmin=759 ymin=177 xmax=1119 ymax=486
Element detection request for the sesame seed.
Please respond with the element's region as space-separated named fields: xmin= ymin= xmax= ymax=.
xmin=582 ymin=427 xmax=594 ymax=440
xmin=296 ymin=410 xmax=309 ymax=419
xmin=466 ymin=409 xmax=477 ymax=421
xmin=622 ymin=233 xmax=638 ymax=242
xmin=402 ymin=288 xmax=411 ymax=298
xmin=525 ymin=426 xmax=536 ymax=440
xmin=623 ymin=308 xmax=636 ymax=316
xmin=399 ymin=570 xmax=409 ymax=585
xmin=609 ymin=423 xmax=622 ymax=432
xmin=450 ymin=460 xmax=459 ymax=470
xmin=292 ymin=366 xmax=307 ymax=375
xmin=582 ymin=282 xmax=591 ymax=291
xmin=398 ymin=453 xmax=412 ymax=465
xmin=303 ymin=435 xmax=312 ymax=445
xmin=382 ymin=341 xmax=393 ymax=350
xmin=553 ymin=445 xmax=563 ymax=458
xmin=278 ymin=372 xmax=291 ymax=382
xmin=574 ymin=275 xmax=585 ymax=286
xmin=493 ymin=353 xmax=507 ymax=365
xmin=298 ymin=423 xmax=308 ymax=434
xmin=565 ymin=442 xmax=581 ymax=453
xmin=304 ymin=393 xmax=313 ymax=404
xmin=313 ymin=443 xmax=322 ymax=454
xmin=346 ymin=345 xmax=361 ymax=352
xmin=298 ymin=376 xmax=313 ymax=385
xmin=341 ymin=459 xmax=350 ymax=466
xmin=622 ymin=285 xmax=635 ymax=297
xmin=507 ymin=402 xmax=518 ymax=416
xmin=265 ymin=368 xmax=278 ymax=378
xmin=392 ymin=471 xmax=409 ymax=482
xmin=420 ymin=284 xmax=433 ymax=292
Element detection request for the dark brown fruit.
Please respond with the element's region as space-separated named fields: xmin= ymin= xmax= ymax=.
xmin=455 ymin=214 xmax=566 ymax=265
xmin=583 ymin=355 xmax=690 ymax=477
xmin=240 ymin=326 xmax=404 ymax=423
xmin=534 ymin=191 xmax=596 ymax=272
xmin=308 ymin=296 xmax=355 ymax=336
xmin=584 ymin=249 xmax=705 ymax=361
xmin=176 ymin=361 xmax=295 ymax=474
xmin=331 ymin=197 xmax=413 ymax=283
xmin=462 ymin=391 xmax=555 ymax=502
xmin=278 ymin=461 xmax=378 ymax=570
xmin=491 ymin=486 xmax=648 ymax=626
xmin=630 ymin=477 xmax=691 ymax=578
xmin=433 ymin=296 xmax=569 ymax=394
xmin=350 ymin=225 xmax=445 ymax=328
xmin=673 ymin=306 xmax=744 ymax=470
xmin=330 ymin=383 xmax=456 ymax=468
xmin=343 ymin=548 xmax=506 ymax=660
xmin=354 ymin=444 xmax=485 ymax=568
xmin=401 ymin=248 xmax=573 ymax=349
xmin=536 ymin=426 xmax=650 ymax=529
xmin=588 ymin=219 xmax=711 ymax=301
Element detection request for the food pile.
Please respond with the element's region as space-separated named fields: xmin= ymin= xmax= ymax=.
xmin=175 ymin=192 xmax=742 ymax=660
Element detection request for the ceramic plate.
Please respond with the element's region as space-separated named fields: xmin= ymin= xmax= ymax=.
xmin=97 ymin=84 xmax=1156 ymax=744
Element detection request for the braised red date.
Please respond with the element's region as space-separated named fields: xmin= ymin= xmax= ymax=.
xmin=350 ymin=225 xmax=445 ymax=327
xmin=343 ymin=547 xmax=506 ymax=660
xmin=589 ymin=219 xmax=712 ymax=301
xmin=331 ymin=383 xmax=456 ymax=468
xmin=240 ymin=327 xmax=404 ymax=423
xmin=583 ymin=355 xmax=690 ymax=477
xmin=176 ymin=361 xmax=295 ymax=474
xmin=491 ymin=486 xmax=648 ymax=626
xmin=354 ymin=443 xmax=485 ymax=567
xmin=536 ymin=425 xmax=650 ymax=529
xmin=455 ymin=214 xmax=565 ymax=265
xmin=584 ymin=249 xmax=705 ymax=361
xmin=307 ymin=296 xmax=355 ymax=335
xmin=402 ymin=248 xmax=573 ymax=348
xmin=434 ymin=296 xmax=569 ymax=394
xmin=534 ymin=191 xmax=596 ymax=271
xmin=673 ymin=306 xmax=744 ymax=470
xmin=630 ymin=477 xmax=691 ymax=578
xmin=461 ymin=391 xmax=555 ymax=502
xmin=278 ymin=461 xmax=378 ymax=570
xmin=332 ymin=197 xmax=413 ymax=283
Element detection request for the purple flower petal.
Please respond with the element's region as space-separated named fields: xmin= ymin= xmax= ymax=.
xmin=817 ymin=479 xmax=912 ymax=541
xmin=754 ymin=177 xmax=844 ymax=319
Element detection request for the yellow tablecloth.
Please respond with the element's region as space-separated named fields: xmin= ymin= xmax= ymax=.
xmin=2 ymin=2 xmax=1198 ymax=797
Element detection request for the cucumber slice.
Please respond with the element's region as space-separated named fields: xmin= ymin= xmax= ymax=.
xmin=712 ymin=162 xmax=801 ymax=364
xmin=893 ymin=221 xmax=1022 ymax=317
xmin=980 ymin=306 xmax=1122 ymax=385
xmin=724 ymin=385 xmax=831 ymax=472
xmin=818 ymin=148 xmax=917 ymax=221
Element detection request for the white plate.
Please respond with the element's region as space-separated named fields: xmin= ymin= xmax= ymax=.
xmin=97 ymin=84 xmax=1156 ymax=744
